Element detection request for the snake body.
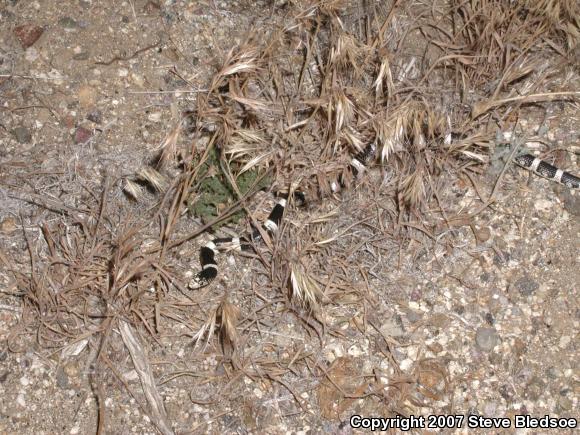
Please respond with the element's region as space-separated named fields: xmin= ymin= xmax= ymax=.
xmin=514 ymin=154 xmax=580 ymax=189
xmin=190 ymin=148 xmax=578 ymax=288
xmin=190 ymin=143 xmax=377 ymax=288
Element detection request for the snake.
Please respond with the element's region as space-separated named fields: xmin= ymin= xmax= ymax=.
xmin=188 ymin=148 xmax=578 ymax=288
xmin=513 ymin=154 xmax=580 ymax=189
xmin=189 ymin=143 xmax=377 ymax=288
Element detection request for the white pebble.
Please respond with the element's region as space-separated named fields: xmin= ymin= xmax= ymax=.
xmin=147 ymin=112 xmax=162 ymax=122
xmin=25 ymin=48 xmax=39 ymax=62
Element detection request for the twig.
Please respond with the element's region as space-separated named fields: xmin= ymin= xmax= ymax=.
xmin=95 ymin=39 xmax=161 ymax=66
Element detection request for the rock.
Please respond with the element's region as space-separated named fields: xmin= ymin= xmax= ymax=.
xmin=534 ymin=198 xmax=552 ymax=212
xmin=77 ymin=85 xmax=97 ymax=108
xmin=74 ymin=126 xmax=92 ymax=144
xmin=475 ymin=327 xmax=499 ymax=351
xmin=148 ymin=112 xmax=162 ymax=122
xmin=86 ymin=109 xmax=102 ymax=124
xmin=514 ymin=275 xmax=539 ymax=296
xmin=72 ymin=51 xmax=89 ymax=61
xmin=12 ymin=126 xmax=32 ymax=143
xmin=379 ymin=315 xmax=405 ymax=337
xmin=474 ymin=225 xmax=491 ymax=243
xmin=58 ymin=17 xmax=78 ymax=30
xmin=558 ymin=396 xmax=573 ymax=412
xmin=559 ymin=189 xmax=580 ymax=215
xmin=143 ymin=1 xmax=161 ymax=14
xmin=55 ymin=367 xmax=69 ymax=389
xmin=24 ymin=47 xmax=39 ymax=62
xmin=14 ymin=24 xmax=44 ymax=48
xmin=0 ymin=217 xmax=17 ymax=234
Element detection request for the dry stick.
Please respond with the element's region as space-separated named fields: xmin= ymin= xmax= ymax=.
xmin=94 ymin=380 xmax=106 ymax=435
xmin=296 ymin=20 xmax=320 ymax=97
xmin=100 ymin=354 xmax=172 ymax=435
xmin=471 ymin=91 xmax=580 ymax=118
xmin=119 ymin=320 xmax=174 ymax=435
xmin=426 ymin=172 xmax=452 ymax=231
xmin=158 ymin=133 xmax=219 ymax=258
xmin=94 ymin=38 xmax=161 ymax=65
xmin=468 ymin=137 xmax=523 ymax=219
xmin=364 ymin=0 xmax=402 ymax=63
xmin=163 ymin=169 xmax=274 ymax=252
xmin=8 ymin=192 xmax=88 ymax=216
xmin=266 ymin=374 xmax=309 ymax=413
xmin=400 ymin=53 xmax=479 ymax=106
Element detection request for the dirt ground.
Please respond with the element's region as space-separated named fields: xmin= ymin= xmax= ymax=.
xmin=0 ymin=0 xmax=578 ymax=434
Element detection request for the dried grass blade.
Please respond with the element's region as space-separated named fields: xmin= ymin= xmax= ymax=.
xmin=119 ymin=320 xmax=174 ymax=435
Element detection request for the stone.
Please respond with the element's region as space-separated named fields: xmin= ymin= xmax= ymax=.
xmin=14 ymin=24 xmax=44 ymax=48
xmin=143 ymin=1 xmax=161 ymax=14
xmin=74 ymin=126 xmax=92 ymax=144
xmin=12 ymin=126 xmax=32 ymax=143
xmin=86 ymin=109 xmax=102 ymax=124
xmin=514 ymin=275 xmax=539 ymax=296
xmin=475 ymin=327 xmax=499 ymax=351
xmin=73 ymin=51 xmax=89 ymax=61
xmin=559 ymin=189 xmax=580 ymax=216
xmin=58 ymin=17 xmax=78 ymax=30
xmin=78 ymin=85 xmax=97 ymax=108
xmin=0 ymin=217 xmax=17 ymax=234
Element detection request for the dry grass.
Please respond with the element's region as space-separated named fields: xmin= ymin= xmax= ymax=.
xmin=3 ymin=0 xmax=579 ymax=431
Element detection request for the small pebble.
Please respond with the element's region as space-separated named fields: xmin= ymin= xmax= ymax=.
xmin=86 ymin=109 xmax=102 ymax=124
xmin=514 ymin=275 xmax=539 ymax=296
xmin=475 ymin=327 xmax=499 ymax=351
xmin=148 ymin=112 xmax=162 ymax=122
xmin=78 ymin=85 xmax=97 ymax=108
xmin=59 ymin=17 xmax=78 ymax=30
xmin=534 ymin=198 xmax=552 ymax=211
xmin=16 ymin=393 xmax=26 ymax=407
xmin=12 ymin=126 xmax=32 ymax=144
xmin=24 ymin=47 xmax=39 ymax=62
xmin=14 ymin=24 xmax=44 ymax=48
xmin=74 ymin=126 xmax=93 ymax=144
xmin=0 ymin=217 xmax=17 ymax=234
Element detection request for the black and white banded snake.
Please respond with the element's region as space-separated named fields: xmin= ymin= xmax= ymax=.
xmin=189 ymin=148 xmax=579 ymax=289
xmin=513 ymin=154 xmax=580 ymax=189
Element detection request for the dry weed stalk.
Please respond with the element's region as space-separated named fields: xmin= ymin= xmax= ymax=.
xmin=290 ymin=262 xmax=325 ymax=312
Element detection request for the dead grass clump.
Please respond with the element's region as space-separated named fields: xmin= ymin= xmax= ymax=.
xmin=6 ymin=184 xmax=191 ymax=433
